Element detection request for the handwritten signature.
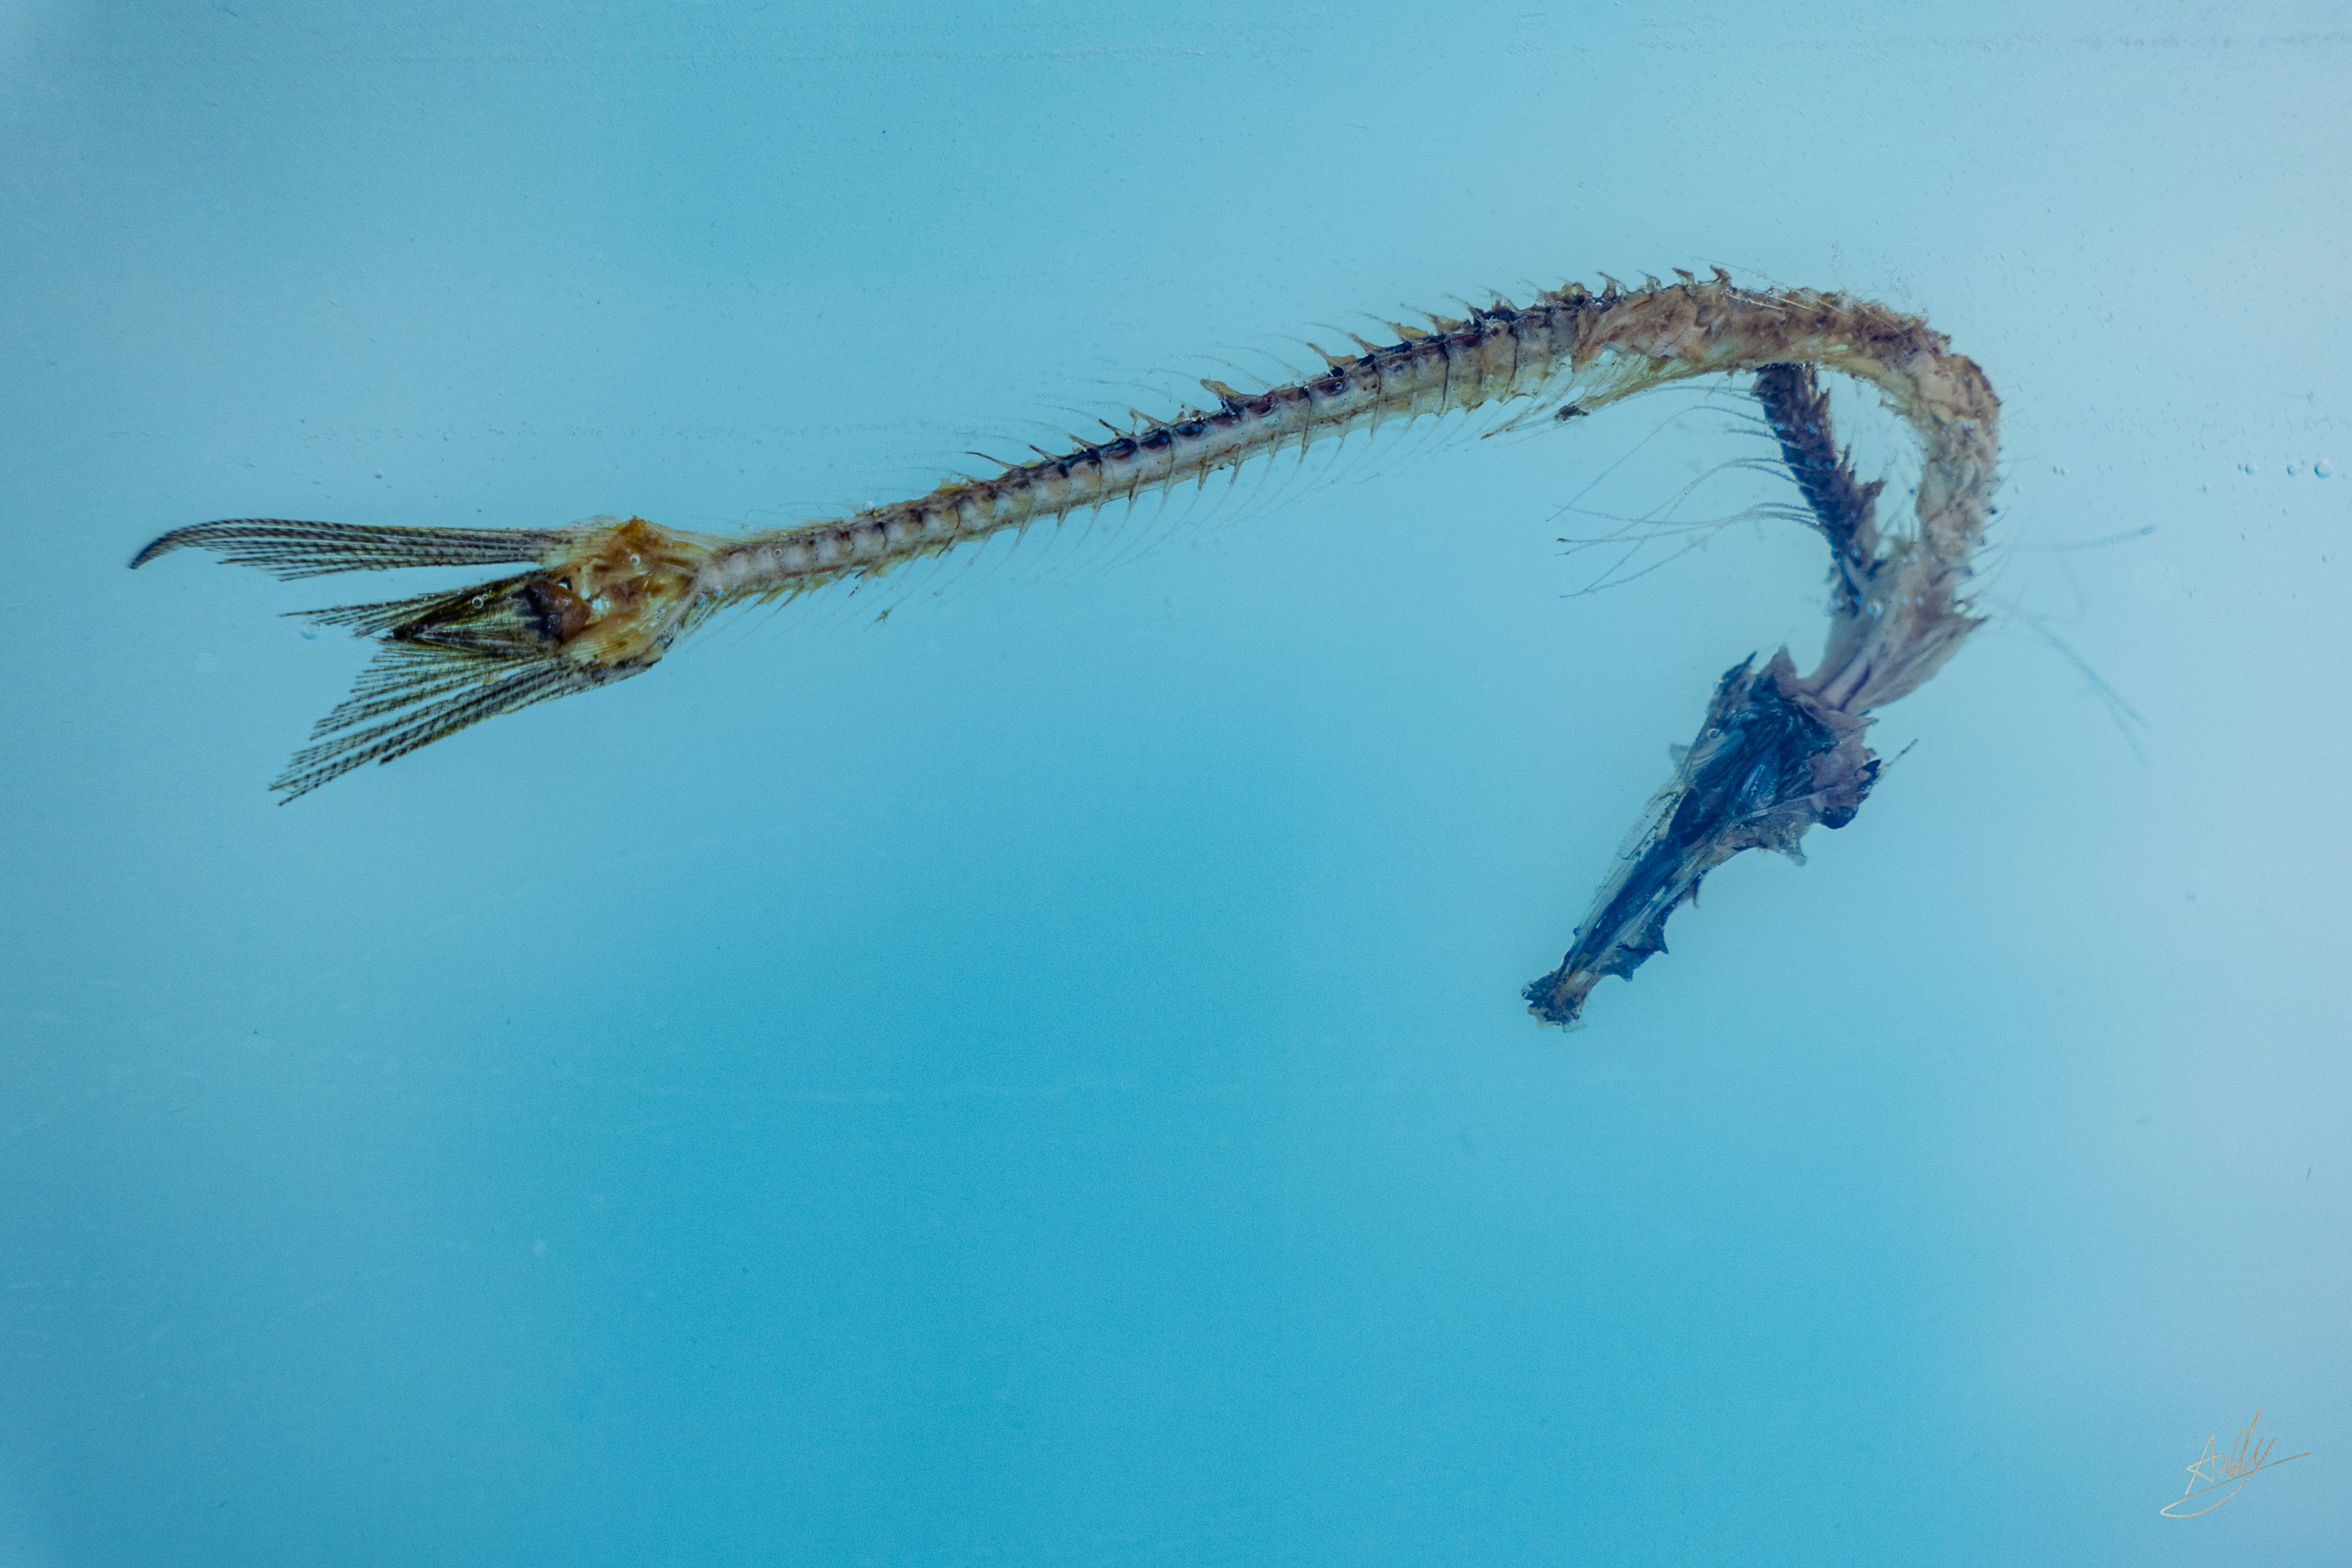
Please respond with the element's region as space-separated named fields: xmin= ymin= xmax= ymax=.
xmin=2160 ymin=1408 xmax=2310 ymax=1517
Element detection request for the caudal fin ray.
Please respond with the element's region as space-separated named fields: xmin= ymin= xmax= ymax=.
xmin=130 ymin=518 xmax=571 ymax=579
xmin=272 ymin=653 xmax=594 ymax=801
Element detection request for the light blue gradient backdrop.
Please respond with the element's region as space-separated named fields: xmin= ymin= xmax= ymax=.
xmin=4 ymin=2 xmax=2348 ymax=1562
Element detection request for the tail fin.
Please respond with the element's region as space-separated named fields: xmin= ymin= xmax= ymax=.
xmin=128 ymin=518 xmax=572 ymax=579
xmin=132 ymin=515 xmax=719 ymax=799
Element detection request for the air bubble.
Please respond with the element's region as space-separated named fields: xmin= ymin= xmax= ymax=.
xmin=1866 ymin=600 xmax=1883 ymax=617
xmin=2318 ymin=459 xmax=2335 ymax=478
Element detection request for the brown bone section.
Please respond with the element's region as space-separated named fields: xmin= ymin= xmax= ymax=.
xmin=532 ymin=517 xmax=706 ymax=668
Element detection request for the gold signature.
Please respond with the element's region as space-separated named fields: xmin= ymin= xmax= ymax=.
xmin=2160 ymin=1408 xmax=2310 ymax=1517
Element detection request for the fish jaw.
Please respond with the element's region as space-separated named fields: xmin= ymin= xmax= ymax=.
xmin=1524 ymin=651 xmax=1880 ymax=1027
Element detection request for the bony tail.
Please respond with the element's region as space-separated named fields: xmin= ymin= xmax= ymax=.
xmin=130 ymin=514 xmax=722 ymax=799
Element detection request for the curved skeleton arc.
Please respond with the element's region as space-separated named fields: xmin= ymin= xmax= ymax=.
xmin=134 ymin=273 xmax=2001 ymax=1025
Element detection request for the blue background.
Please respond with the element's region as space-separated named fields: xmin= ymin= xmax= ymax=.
xmin=4 ymin=2 xmax=2349 ymax=1562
